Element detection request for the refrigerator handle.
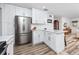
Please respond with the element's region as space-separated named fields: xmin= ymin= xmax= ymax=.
xmin=23 ymin=19 xmax=25 ymax=32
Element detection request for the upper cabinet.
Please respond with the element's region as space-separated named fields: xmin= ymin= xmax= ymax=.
xmin=15 ymin=7 xmax=32 ymax=17
xmin=32 ymin=8 xmax=48 ymax=24
xmin=24 ymin=8 xmax=32 ymax=17
xmin=3 ymin=4 xmax=16 ymax=23
xmin=2 ymin=4 xmax=16 ymax=36
xmin=15 ymin=7 xmax=23 ymax=16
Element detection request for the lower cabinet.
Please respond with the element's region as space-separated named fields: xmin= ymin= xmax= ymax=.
xmin=44 ymin=31 xmax=64 ymax=53
xmin=32 ymin=31 xmax=44 ymax=45
xmin=44 ymin=32 xmax=56 ymax=51
xmin=54 ymin=33 xmax=64 ymax=53
xmin=44 ymin=32 xmax=51 ymax=45
xmin=7 ymin=37 xmax=14 ymax=55
xmin=33 ymin=30 xmax=64 ymax=53
xmin=7 ymin=42 xmax=14 ymax=55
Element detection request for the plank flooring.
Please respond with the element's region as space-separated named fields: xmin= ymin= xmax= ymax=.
xmin=14 ymin=34 xmax=79 ymax=55
xmin=14 ymin=43 xmax=56 ymax=55
xmin=60 ymin=34 xmax=79 ymax=55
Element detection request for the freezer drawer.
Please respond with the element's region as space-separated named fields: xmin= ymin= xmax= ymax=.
xmin=15 ymin=34 xmax=31 ymax=44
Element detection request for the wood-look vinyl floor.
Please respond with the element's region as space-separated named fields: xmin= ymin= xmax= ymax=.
xmin=60 ymin=34 xmax=79 ymax=55
xmin=14 ymin=34 xmax=79 ymax=55
xmin=14 ymin=43 xmax=56 ymax=55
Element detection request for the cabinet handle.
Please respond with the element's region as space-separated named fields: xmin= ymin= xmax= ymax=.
xmin=48 ymin=36 xmax=51 ymax=41
xmin=23 ymin=19 xmax=25 ymax=31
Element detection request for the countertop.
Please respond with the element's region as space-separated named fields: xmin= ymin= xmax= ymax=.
xmin=0 ymin=35 xmax=14 ymax=42
xmin=33 ymin=30 xmax=64 ymax=34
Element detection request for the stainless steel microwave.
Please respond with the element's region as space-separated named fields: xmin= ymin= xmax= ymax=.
xmin=47 ymin=19 xmax=52 ymax=23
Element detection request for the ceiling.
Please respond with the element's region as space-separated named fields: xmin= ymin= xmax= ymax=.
xmin=9 ymin=3 xmax=79 ymax=19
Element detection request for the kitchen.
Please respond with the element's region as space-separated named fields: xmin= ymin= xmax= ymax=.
xmin=0 ymin=3 xmax=79 ymax=55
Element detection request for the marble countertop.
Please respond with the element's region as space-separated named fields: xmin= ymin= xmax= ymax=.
xmin=0 ymin=35 xmax=14 ymax=42
xmin=33 ymin=30 xmax=64 ymax=34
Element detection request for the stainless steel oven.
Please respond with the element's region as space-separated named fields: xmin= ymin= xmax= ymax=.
xmin=0 ymin=41 xmax=8 ymax=55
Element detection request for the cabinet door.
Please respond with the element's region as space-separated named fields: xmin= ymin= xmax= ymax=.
xmin=32 ymin=8 xmax=38 ymax=23
xmin=54 ymin=33 xmax=64 ymax=53
xmin=44 ymin=32 xmax=50 ymax=45
xmin=33 ymin=31 xmax=40 ymax=44
xmin=3 ymin=4 xmax=16 ymax=22
xmin=41 ymin=11 xmax=48 ymax=24
xmin=39 ymin=31 xmax=44 ymax=42
xmin=43 ymin=31 xmax=47 ymax=43
xmin=49 ymin=33 xmax=56 ymax=51
xmin=33 ymin=31 xmax=44 ymax=45
xmin=36 ymin=10 xmax=44 ymax=24
xmin=16 ymin=7 xmax=24 ymax=16
xmin=44 ymin=32 xmax=56 ymax=51
xmin=7 ymin=41 xmax=14 ymax=55
xmin=24 ymin=8 xmax=32 ymax=17
xmin=32 ymin=8 xmax=47 ymax=24
xmin=2 ymin=4 xmax=16 ymax=35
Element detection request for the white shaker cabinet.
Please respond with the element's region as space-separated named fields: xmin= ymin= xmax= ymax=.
xmin=44 ymin=32 xmax=55 ymax=49
xmin=32 ymin=30 xmax=44 ymax=45
xmin=39 ymin=31 xmax=44 ymax=42
xmin=44 ymin=32 xmax=50 ymax=45
xmin=2 ymin=4 xmax=16 ymax=36
xmin=7 ymin=37 xmax=14 ymax=55
xmin=15 ymin=7 xmax=23 ymax=16
xmin=16 ymin=7 xmax=32 ymax=17
xmin=44 ymin=31 xmax=64 ymax=53
xmin=7 ymin=41 xmax=14 ymax=55
xmin=32 ymin=8 xmax=47 ymax=24
xmin=54 ymin=33 xmax=64 ymax=53
xmin=23 ymin=8 xmax=32 ymax=17
xmin=48 ymin=32 xmax=55 ymax=49
xmin=0 ymin=4 xmax=16 ymax=36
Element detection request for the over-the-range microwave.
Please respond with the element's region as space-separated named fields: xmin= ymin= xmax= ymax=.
xmin=47 ymin=19 xmax=52 ymax=23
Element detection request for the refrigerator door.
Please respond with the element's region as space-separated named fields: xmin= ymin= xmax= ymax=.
xmin=15 ymin=16 xmax=32 ymax=44
xmin=16 ymin=16 xmax=31 ymax=34
xmin=16 ymin=34 xmax=29 ymax=44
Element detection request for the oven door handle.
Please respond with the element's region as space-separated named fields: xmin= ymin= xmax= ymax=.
xmin=4 ymin=44 xmax=8 ymax=48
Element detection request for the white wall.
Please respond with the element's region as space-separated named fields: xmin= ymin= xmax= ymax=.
xmin=70 ymin=18 xmax=79 ymax=33
xmin=61 ymin=17 xmax=71 ymax=29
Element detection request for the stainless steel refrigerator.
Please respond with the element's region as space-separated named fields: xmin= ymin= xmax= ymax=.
xmin=15 ymin=16 xmax=32 ymax=45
